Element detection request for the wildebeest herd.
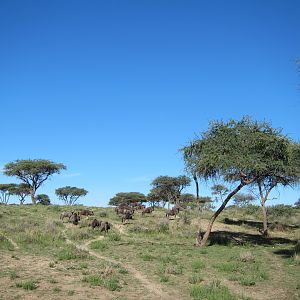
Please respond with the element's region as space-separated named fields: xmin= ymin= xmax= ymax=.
xmin=60 ymin=209 xmax=111 ymax=232
xmin=59 ymin=203 xmax=184 ymax=233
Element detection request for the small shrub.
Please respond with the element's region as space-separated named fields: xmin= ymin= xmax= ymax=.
xmin=189 ymin=273 xmax=204 ymax=284
xmin=239 ymin=251 xmax=255 ymax=263
xmin=49 ymin=261 xmax=55 ymax=268
xmin=156 ymin=220 xmax=169 ymax=233
xmin=56 ymin=245 xmax=89 ymax=260
xmin=190 ymin=281 xmax=236 ymax=300
xmin=192 ymin=260 xmax=205 ymax=271
xmin=165 ymin=264 xmax=183 ymax=275
xmin=239 ymin=278 xmax=256 ymax=286
xmin=108 ymin=233 xmax=121 ymax=241
xmin=16 ymin=280 xmax=38 ymax=290
xmin=0 ymin=235 xmax=14 ymax=251
xmin=160 ymin=275 xmax=169 ymax=282
xmin=53 ymin=287 xmax=61 ymax=292
xmin=99 ymin=212 xmax=107 ymax=218
xmin=9 ymin=271 xmax=18 ymax=280
xmin=82 ymin=275 xmax=121 ymax=291
xmin=67 ymin=290 xmax=75 ymax=296
xmin=141 ymin=254 xmax=155 ymax=261
xmin=90 ymin=240 xmax=108 ymax=250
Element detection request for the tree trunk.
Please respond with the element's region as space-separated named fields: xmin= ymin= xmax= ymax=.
xmin=30 ymin=189 xmax=36 ymax=204
xmin=261 ymin=200 xmax=269 ymax=237
xmin=193 ymin=175 xmax=201 ymax=211
xmin=196 ymin=182 xmax=245 ymax=247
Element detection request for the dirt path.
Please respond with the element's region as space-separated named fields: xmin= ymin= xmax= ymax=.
xmin=63 ymin=227 xmax=178 ymax=300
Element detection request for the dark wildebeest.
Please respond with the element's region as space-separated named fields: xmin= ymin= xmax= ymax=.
xmin=60 ymin=211 xmax=74 ymax=222
xmin=122 ymin=211 xmax=133 ymax=223
xmin=79 ymin=209 xmax=94 ymax=217
xmin=166 ymin=207 xmax=179 ymax=219
xmin=70 ymin=212 xmax=80 ymax=225
xmin=89 ymin=218 xmax=102 ymax=229
xmin=115 ymin=205 xmax=134 ymax=216
xmin=142 ymin=207 xmax=154 ymax=216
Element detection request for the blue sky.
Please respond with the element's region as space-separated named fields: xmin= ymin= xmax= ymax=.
xmin=0 ymin=0 xmax=299 ymax=206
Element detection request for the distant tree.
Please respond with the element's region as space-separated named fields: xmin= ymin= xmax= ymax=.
xmin=150 ymin=176 xmax=191 ymax=210
xmin=147 ymin=190 xmax=162 ymax=207
xmin=3 ymin=159 xmax=66 ymax=204
xmin=182 ymin=117 xmax=300 ymax=247
xmin=211 ymin=184 xmax=229 ymax=204
xmin=109 ymin=192 xmax=147 ymax=206
xmin=0 ymin=184 xmax=16 ymax=205
xmin=8 ymin=183 xmax=31 ymax=205
xmin=55 ymin=186 xmax=88 ymax=206
xmin=199 ymin=196 xmax=214 ymax=210
xmin=36 ymin=194 xmax=51 ymax=205
xmin=295 ymin=198 xmax=300 ymax=208
xmin=179 ymin=193 xmax=196 ymax=205
xmin=233 ymin=193 xmax=256 ymax=207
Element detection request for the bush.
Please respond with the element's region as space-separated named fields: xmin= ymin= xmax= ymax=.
xmin=16 ymin=280 xmax=38 ymax=290
xmin=267 ymin=205 xmax=295 ymax=218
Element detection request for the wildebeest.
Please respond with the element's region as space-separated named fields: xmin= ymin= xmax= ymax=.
xmin=99 ymin=221 xmax=111 ymax=233
xmin=89 ymin=218 xmax=101 ymax=229
xmin=122 ymin=211 xmax=133 ymax=223
xmin=60 ymin=211 xmax=74 ymax=222
xmin=115 ymin=205 xmax=134 ymax=216
xmin=142 ymin=207 xmax=154 ymax=216
xmin=69 ymin=212 xmax=80 ymax=225
xmin=166 ymin=207 xmax=179 ymax=219
xmin=79 ymin=209 xmax=94 ymax=217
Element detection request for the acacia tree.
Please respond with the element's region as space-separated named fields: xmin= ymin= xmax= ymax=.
xmin=9 ymin=183 xmax=31 ymax=205
xmin=150 ymin=175 xmax=191 ymax=210
xmin=0 ymin=184 xmax=16 ymax=205
xmin=211 ymin=184 xmax=229 ymax=205
xmin=3 ymin=159 xmax=66 ymax=204
xmin=233 ymin=193 xmax=255 ymax=207
xmin=108 ymin=192 xmax=147 ymax=206
xmin=36 ymin=194 xmax=51 ymax=205
xmin=55 ymin=186 xmax=88 ymax=206
xmin=182 ymin=117 xmax=300 ymax=247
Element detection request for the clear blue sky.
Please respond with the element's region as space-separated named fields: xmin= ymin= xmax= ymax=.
xmin=0 ymin=0 xmax=299 ymax=206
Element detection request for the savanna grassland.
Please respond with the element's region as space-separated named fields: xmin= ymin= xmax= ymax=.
xmin=0 ymin=204 xmax=299 ymax=300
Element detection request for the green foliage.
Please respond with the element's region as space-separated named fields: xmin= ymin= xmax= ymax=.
xmin=90 ymin=240 xmax=108 ymax=250
xmin=192 ymin=260 xmax=206 ymax=271
xmin=55 ymin=186 xmax=88 ymax=205
xmin=16 ymin=280 xmax=38 ymax=290
xmin=150 ymin=175 xmax=191 ymax=206
xmin=211 ymin=184 xmax=229 ymax=202
xmin=3 ymin=159 xmax=66 ymax=204
xmin=8 ymin=183 xmax=31 ymax=204
xmin=56 ymin=245 xmax=89 ymax=260
xmin=36 ymin=194 xmax=51 ymax=205
xmin=267 ymin=204 xmax=296 ymax=218
xmin=0 ymin=235 xmax=14 ymax=250
xmin=233 ymin=193 xmax=256 ymax=207
xmin=0 ymin=183 xmax=16 ymax=204
xmin=82 ymin=275 xmax=121 ymax=291
xmin=108 ymin=192 xmax=147 ymax=206
xmin=190 ymin=280 xmax=236 ymax=300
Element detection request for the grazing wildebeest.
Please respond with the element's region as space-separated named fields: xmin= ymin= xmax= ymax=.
xmin=89 ymin=218 xmax=102 ymax=229
xmin=60 ymin=211 xmax=74 ymax=222
xmin=79 ymin=209 xmax=94 ymax=217
xmin=166 ymin=207 xmax=179 ymax=219
xmin=115 ymin=205 xmax=134 ymax=216
xmin=70 ymin=212 xmax=80 ymax=225
xmin=142 ymin=207 xmax=154 ymax=216
xmin=122 ymin=211 xmax=133 ymax=223
xmin=99 ymin=221 xmax=111 ymax=233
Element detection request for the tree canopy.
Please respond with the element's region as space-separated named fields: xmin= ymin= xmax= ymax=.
xmin=3 ymin=159 xmax=66 ymax=204
xmin=232 ymin=193 xmax=256 ymax=207
xmin=150 ymin=175 xmax=191 ymax=209
xmin=8 ymin=183 xmax=31 ymax=205
xmin=0 ymin=184 xmax=16 ymax=205
xmin=55 ymin=186 xmax=88 ymax=206
xmin=36 ymin=194 xmax=51 ymax=205
xmin=181 ymin=117 xmax=300 ymax=246
xmin=109 ymin=192 xmax=147 ymax=206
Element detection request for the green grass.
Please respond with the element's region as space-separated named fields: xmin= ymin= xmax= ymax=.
xmin=55 ymin=245 xmax=89 ymax=260
xmin=82 ymin=274 xmax=121 ymax=291
xmin=190 ymin=281 xmax=236 ymax=300
xmin=0 ymin=235 xmax=14 ymax=251
xmin=16 ymin=280 xmax=38 ymax=290
xmin=90 ymin=240 xmax=108 ymax=250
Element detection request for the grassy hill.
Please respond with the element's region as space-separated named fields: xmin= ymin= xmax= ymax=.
xmin=0 ymin=204 xmax=299 ymax=300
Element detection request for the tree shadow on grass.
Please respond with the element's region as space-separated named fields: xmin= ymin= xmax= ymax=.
xmin=272 ymin=248 xmax=295 ymax=258
xmin=208 ymin=230 xmax=296 ymax=247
